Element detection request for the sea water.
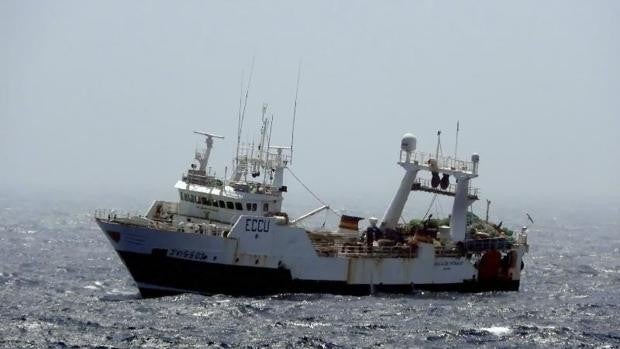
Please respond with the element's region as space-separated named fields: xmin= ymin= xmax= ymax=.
xmin=0 ymin=196 xmax=618 ymax=348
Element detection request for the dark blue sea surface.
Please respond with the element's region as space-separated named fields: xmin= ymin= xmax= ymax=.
xmin=0 ymin=198 xmax=618 ymax=348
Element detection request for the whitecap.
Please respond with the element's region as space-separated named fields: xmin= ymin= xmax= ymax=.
xmin=23 ymin=321 xmax=42 ymax=330
xmin=288 ymin=321 xmax=329 ymax=329
xmin=481 ymin=326 xmax=511 ymax=336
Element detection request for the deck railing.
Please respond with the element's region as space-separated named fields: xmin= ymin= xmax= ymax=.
xmin=400 ymin=151 xmax=475 ymax=173
xmin=516 ymin=233 xmax=528 ymax=246
xmin=464 ymin=238 xmax=513 ymax=252
xmin=312 ymin=241 xmax=471 ymax=259
xmin=412 ymin=178 xmax=480 ymax=198
xmin=94 ymin=209 xmax=165 ymax=229
xmin=434 ymin=246 xmax=464 ymax=257
xmin=312 ymin=242 xmax=418 ymax=258
xmin=94 ymin=209 xmax=136 ymax=221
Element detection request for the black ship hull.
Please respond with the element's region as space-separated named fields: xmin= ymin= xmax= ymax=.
xmin=116 ymin=250 xmax=520 ymax=298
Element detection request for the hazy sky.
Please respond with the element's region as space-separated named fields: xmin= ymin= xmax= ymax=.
xmin=2 ymin=1 xmax=619 ymax=216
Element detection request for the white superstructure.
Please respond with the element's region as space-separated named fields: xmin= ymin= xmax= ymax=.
xmin=169 ymin=112 xmax=290 ymax=228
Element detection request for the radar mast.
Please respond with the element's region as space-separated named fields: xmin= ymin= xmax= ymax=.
xmin=193 ymin=131 xmax=224 ymax=172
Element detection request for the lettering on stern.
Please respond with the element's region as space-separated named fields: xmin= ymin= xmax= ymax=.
xmin=434 ymin=260 xmax=464 ymax=271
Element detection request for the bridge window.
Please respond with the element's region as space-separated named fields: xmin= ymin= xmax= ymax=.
xmin=252 ymin=203 xmax=257 ymax=211
xmin=263 ymin=203 xmax=269 ymax=212
xmin=226 ymin=201 xmax=234 ymax=209
xmin=200 ymin=197 xmax=207 ymax=205
xmin=246 ymin=203 xmax=252 ymax=211
xmin=235 ymin=202 xmax=243 ymax=211
xmin=218 ymin=200 xmax=225 ymax=208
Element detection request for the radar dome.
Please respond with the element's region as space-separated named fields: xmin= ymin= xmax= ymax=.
xmin=401 ymin=133 xmax=417 ymax=152
xmin=471 ymin=153 xmax=480 ymax=163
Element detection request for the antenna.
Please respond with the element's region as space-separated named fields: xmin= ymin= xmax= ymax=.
xmin=263 ymin=114 xmax=275 ymax=185
xmin=235 ymin=57 xmax=255 ymax=169
xmin=253 ymin=104 xmax=269 ymax=178
xmin=259 ymin=103 xmax=269 ymax=159
xmin=237 ymin=70 xmax=244 ymax=135
xmin=435 ymin=130 xmax=442 ymax=159
xmin=267 ymin=114 xmax=274 ymax=154
xmin=454 ymin=121 xmax=460 ymax=159
xmin=290 ymin=61 xmax=302 ymax=165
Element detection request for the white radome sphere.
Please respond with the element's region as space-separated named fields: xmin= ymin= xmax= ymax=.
xmin=401 ymin=133 xmax=417 ymax=152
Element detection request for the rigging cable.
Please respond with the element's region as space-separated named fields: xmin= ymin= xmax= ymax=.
xmin=285 ymin=167 xmax=340 ymax=216
xmin=290 ymin=61 xmax=302 ymax=165
xmin=422 ymin=193 xmax=438 ymax=220
xmin=400 ymin=215 xmax=409 ymax=225
xmin=436 ymin=195 xmax=445 ymax=217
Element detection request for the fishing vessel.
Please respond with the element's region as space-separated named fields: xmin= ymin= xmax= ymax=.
xmin=95 ymin=113 xmax=529 ymax=297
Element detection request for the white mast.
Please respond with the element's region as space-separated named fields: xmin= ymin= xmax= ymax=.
xmin=263 ymin=113 xmax=274 ymax=186
xmin=193 ymin=131 xmax=224 ymax=172
xmin=270 ymin=146 xmax=289 ymax=189
xmin=380 ymin=134 xmax=418 ymax=230
xmin=454 ymin=121 xmax=460 ymax=159
xmin=252 ymin=104 xmax=269 ymax=178
xmin=449 ymin=153 xmax=479 ymax=241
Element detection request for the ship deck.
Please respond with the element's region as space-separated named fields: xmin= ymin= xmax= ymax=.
xmin=94 ymin=210 xmax=525 ymax=260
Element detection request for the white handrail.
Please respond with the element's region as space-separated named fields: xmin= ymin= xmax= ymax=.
xmin=400 ymin=151 xmax=475 ymax=173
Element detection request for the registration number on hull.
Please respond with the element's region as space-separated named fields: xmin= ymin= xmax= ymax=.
xmin=167 ymin=248 xmax=209 ymax=261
